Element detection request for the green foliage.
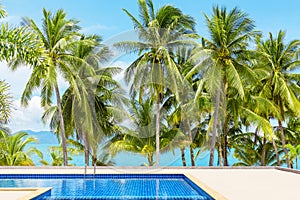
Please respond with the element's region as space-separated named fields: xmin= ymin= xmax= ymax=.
xmin=0 ymin=131 xmax=42 ymax=166
xmin=2 ymin=1 xmax=300 ymax=168
xmin=0 ymin=81 xmax=12 ymax=125
xmin=232 ymin=134 xmax=283 ymax=166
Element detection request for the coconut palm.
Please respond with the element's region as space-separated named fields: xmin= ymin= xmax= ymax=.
xmin=95 ymin=153 xmax=115 ymax=166
xmin=232 ymin=133 xmax=283 ymax=166
xmin=40 ymin=145 xmax=81 ymax=166
xmin=115 ymin=0 xmax=196 ymax=166
xmin=14 ymin=9 xmax=86 ymax=166
xmin=285 ymin=117 xmax=300 ymax=146
xmin=255 ymin=30 xmax=300 ymax=167
xmin=110 ymin=98 xmax=186 ymax=166
xmin=110 ymin=98 xmax=157 ymax=166
xmin=0 ymin=131 xmax=42 ymax=166
xmin=282 ymin=117 xmax=300 ymax=168
xmin=0 ymin=4 xmax=44 ymax=67
xmin=187 ymin=6 xmax=257 ymax=166
xmin=42 ymin=34 xmax=126 ymax=166
xmin=284 ymin=144 xmax=300 ymax=169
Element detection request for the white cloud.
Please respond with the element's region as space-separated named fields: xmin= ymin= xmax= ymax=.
xmin=0 ymin=61 xmax=32 ymax=99
xmin=111 ymin=60 xmax=127 ymax=81
xmin=9 ymin=96 xmax=48 ymax=133
xmin=110 ymin=60 xmax=130 ymax=93
xmin=1 ymin=61 xmax=68 ymax=132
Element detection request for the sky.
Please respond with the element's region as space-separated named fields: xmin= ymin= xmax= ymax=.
xmin=1 ymin=0 xmax=300 ymax=132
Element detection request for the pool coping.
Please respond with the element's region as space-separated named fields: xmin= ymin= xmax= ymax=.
xmin=0 ymin=187 xmax=51 ymax=200
xmin=185 ymin=173 xmax=228 ymax=200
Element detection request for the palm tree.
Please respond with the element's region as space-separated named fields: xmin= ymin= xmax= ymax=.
xmin=240 ymin=85 xmax=280 ymax=166
xmin=110 ymin=98 xmax=157 ymax=166
xmin=40 ymin=145 xmax=81 ymax=166
xmin=0 ymin=4 xmax=44 ymax=67
xmin=15 ymin=9 xmax=85 ymax=166
xmin=187 ymin=6 xmax=257 ymax=166
xmin=0 ymin=131 xmax=42 ymax=166
xmin=232 ymin=133 xmax=283 ymax=166
xmin=42 ymin=34 xmax=126 ymax=166
xmin=283 ymin=117 xmax=300 ymax=168
xmin=115 ymin=0 xmax=196 ymax=166
xmin=95 ymin=153 xmax=115 ymax=166
xmin=284 ymin=144 xmax=300 ymax=169
xmin=255 ymin=30 xmax=300 ymax=167
xmin=0 ymin=81 xmax=12 ymax=125
xmin=110 ymin=98 xmax=186 ymax=166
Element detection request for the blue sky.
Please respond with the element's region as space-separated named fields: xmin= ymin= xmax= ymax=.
xmin=3 ymin=0 xmax=300 ymax=40
xmin=1 ymin=0 xmax=300 ymax=132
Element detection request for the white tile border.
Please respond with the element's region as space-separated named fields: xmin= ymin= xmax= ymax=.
xmin=0 ymin=187 xmax=51 ymax=200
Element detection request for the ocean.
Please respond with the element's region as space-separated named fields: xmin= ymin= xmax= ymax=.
xmin=25 ymin=129 xmax=231 ymax=166
xmin=25 ymin=130 xmax=299 ymax=168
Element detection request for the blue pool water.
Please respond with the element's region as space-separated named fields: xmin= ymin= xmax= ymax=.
xmin=0 ymin=174 xmax=214 ymax=200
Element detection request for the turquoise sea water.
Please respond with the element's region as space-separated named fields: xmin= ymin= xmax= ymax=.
xmin=25 ymin=130 xmax=299 ymax=169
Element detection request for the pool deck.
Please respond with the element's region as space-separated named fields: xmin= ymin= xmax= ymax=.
xmin=0 ymin=166 xmax=299 ymax=200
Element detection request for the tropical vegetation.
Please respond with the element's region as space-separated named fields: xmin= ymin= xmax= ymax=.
xmin=1 ymin=0 xmax=300 ymax=169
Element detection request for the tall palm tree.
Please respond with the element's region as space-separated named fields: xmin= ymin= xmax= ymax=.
xmin=187 ymin=6 xmax=257 ymax=166
xmin=0 ymin=131 xmax=42 ymax=166
xmin=15 ymin=9 xmax=85 ymax=166
xmin=115 ymin=0 xmax=196 ymax=166
xmin=255 ymin=30 xmax=300 ymax=167
xmin=42 ymin=34 xmax=126 ymax=166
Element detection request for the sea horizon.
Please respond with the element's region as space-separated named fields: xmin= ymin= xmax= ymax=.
xmin=23 ymin=130 xmax=300 ymax=169
xmin=24 ymin=130 xmax=240 ymax=167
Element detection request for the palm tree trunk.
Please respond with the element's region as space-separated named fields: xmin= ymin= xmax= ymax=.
xmin=186 ymin=119 xmax=195 ymax=166
xmin=83 ymin=131 xmax=89 ymax=166
xmin=223 ymin=134 xmax=228 ymax=166
xmin=54 ymin=83 xmax=68 ymax=166
xmin=261 ymin=135 xmax=266 ymax=166
xmin=272 ymin=138 xmax=280 ymax=166
xmin=155 ymin=101 xmax=160 ymax=166
xmin=209 ymin=89 xmax=221 ymax=166
xmin=254 ymin=127 xmax=259 ymax=144
xmin=218 ymin=134 xmax=223 ymax=167
xmin=180 ymin=148 xmax=186 ymax=166
xmin=222 ymin=115 xmax=229 ymax=166
xmin=278 ymin=120 xmax=290 ymax=167
xmin=148 ymin=153 xmax=154 ymax=166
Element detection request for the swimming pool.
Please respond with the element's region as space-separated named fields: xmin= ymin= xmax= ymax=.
xmin=0 ymin=174 xmax=214 ymax=199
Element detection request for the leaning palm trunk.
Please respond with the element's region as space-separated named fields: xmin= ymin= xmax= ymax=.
xmin=83 ymin=131 xmax=89 ymax=166
xmin=54 ymin=83 xmax=68 ymax=166
xmin=209 ymin=89 xmax=221 ymax=166
xmin=148 ymin=153 xmax=154 ymax=166
xmin=278 ymin=120 xmax=290 ymax=167
xmin=186 ymin=119 xmax=195 ymax=166
xmin=261 ymin=136 xmax=267 ymax=166
xmin=92 ymin=146 xmax=97 ymax=166
xmin=272 ymin=138 xmax=280 ymax=166
xmin=180 ymin=148 xmax=186 ymax=166
xmin=155 ymin=101 xmax=161 ymax=166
